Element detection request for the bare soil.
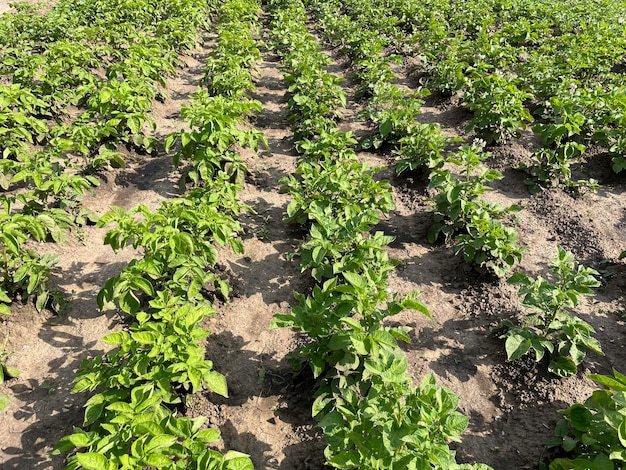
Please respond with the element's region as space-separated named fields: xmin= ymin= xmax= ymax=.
xmin=1 ymin=15 xmax=626 ymax=470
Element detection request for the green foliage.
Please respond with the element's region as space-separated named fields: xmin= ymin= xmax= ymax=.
xmin=517 ymin=97 xmax=598 ymax=194
xmin=454 ymin=209 xmax=524 ymax=277
xmin=269 ymin=1 xmax=490 ymax=467
xmin=272 ymin=275 xmax=428 ymax=377
xmin=464 ymin=74 xmax=534 ymax=145
xmin=268 ymin=0 xmax=347 ymax=140
xmin=547 ymin=369 xmax=626 ymax=469
xmin=97 ymin=178 xmax=246 ymax=313
xmin=283 ymin=156 xmax=394 ymax=227
xmin=428 ymin=142 xmax=524 ymax=275
xmin=500 ymin=246 xmax=602 ymax=377
xmin=428 ymin=143 xmax=508 ymax=242
xmin=393 ymin=123 xmax=460 ymax=176
xmin=338 ymin=0 xmax=626 ymax=180
xmin=36 ymin=0 xmax=262 ymax=467
xmin=52 ymin=384 xmax=253 ymax=470
xmin=201 ymin=0 xmax=263 ymax=99
xmin=315 ymin=373 xmax=490 ymax=470
xmin=73 ymin=304 xmax=226 ymax=397
xmin=0 ymin=196 xmax=71 ymax=312
xmin=165 ymin=94 xmax=265 ymax=186
xmin=0 ymin=334 xmax=20 ymax=412
xmin=359 ymin=86 xmax=428 ymax=149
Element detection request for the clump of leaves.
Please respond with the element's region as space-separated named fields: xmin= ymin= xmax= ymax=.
xmin=518 ymin=99 xmax=597 ymax=195
xmin=428 ymin=142 xmax=524 ymax=275
xmin=464 ymin=73 xmax=534 ymax=145
xmin=499 ymin=246 xmax=603 ymax=377
xmin=393 ymin=122 xmax=459 ymax=176
xmin=546 ymin=369 xmax=626 ymax=469
xmin=315 ymin=372 xmax=492 ymax=470
xmin=0 ymin=334 xmax=20 ymax=412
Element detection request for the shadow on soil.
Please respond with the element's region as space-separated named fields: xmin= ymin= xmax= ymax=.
xmin=1 ymin=315 xmax=110 ymax=469
xmin=200 ymin=330 xmax=326 ymax=470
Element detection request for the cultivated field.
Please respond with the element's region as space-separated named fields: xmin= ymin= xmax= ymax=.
xmin=0 ymin=0 xmax=626 ymax=469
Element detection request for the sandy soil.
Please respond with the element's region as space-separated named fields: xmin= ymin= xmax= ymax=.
xmin=1 ymin=10 xmax=626 ymax=470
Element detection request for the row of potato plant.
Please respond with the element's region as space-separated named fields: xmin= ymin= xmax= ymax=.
xmin=166 ymin=0 xmax=267 ymax=187
xmin=51 ymin=0 xmax=266 ymax=467
xmin=265 ymin=1 xmax=490 ymax=468
xmin=361 ymin=0 xmax=626 ymax=192
xmin=0 ymin=0 xmax=212 ymax=316
xmin=305 ymin=0 xmax=523 ymax=277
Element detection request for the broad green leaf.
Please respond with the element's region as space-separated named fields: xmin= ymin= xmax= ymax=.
xmin=145 ymin=434 xmax=177 ymax=452
xmin=0 ymin=391 xmax=10 ymax=412
xmin=401 ymin=297 xmax=431 ymax=317
xmin=131 ymin=331 xmax=156 ymax=344
xmin=5 ymin=366 xmax=19 ymax=379
xmin=76 ymin=452 xmax=108 ymax=470
xmin=196 ymin=428 xmax=220 ymax=443
xmin=102 ymin=331 xmax=127 ymax=345
xmin=505 ymin=334 xmax=531 ymax=361
xmin=84 ymin=402 xmax=104 ymax=426
xmin=132 ymin=277 xmax=155 ymax=297
xmin=340 ymin=317 xmax=363 ymax=332
xmin=507 ymin=272 xmax=529 ymax=285
xmin=120 ymin=291 xmax=140 ymax=314
xmin=144 ymin=454 xmax=173 ymax=467
xmin=67 ymin=433 xmax=91 ymax=448
xmin=106 ymin=401 xmax=134 ymax=413
xmin=568 ymin=404 xmax=592 ymax=432
xmin=342 ymin=271 xmax=366 ymax=290
xmin=206 ymin=371 xmax=228 ymax=397
xmin=135 ymin=395 xmax=162 ymax=413
xmin=588 ymin=373 xmax=626 ymax=392
xmin=379 ymin=119 xmax=393 ymax=137
xmin=562 ymin=435 xmax=578 ymax=452
xmin=549 ymin=356 xmax=577 ymax=378
xmin=223 ymin=454 xmax=254 ymax=470
xmin=328 ymin=450 xmax=361 ymax=468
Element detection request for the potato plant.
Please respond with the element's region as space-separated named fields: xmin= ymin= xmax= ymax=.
xmin=3 ymin=0 xmax=625 ymax=466
xmin=306 ymin=0 xmax=459 ymax=181
xmin=356 ymin=0 xmax=626 ymax=176
xmin=499 ymin=246 xmax=603 ymax=377
xmin=546 ymin=369 xmax=626 ymax=469
xmin=0 ymin=0 xmax=215 ymax=316
xmin=428 ymin=142 xmax=524 ymax=276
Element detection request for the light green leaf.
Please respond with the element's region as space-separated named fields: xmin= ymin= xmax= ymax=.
xmin=76 ymin=452 xmax=108 ymax=470
xmin=196 ymin=428 xmax=220 ymax=444
xmin=206 ymin=371 xmax=228 ymax=397
xmin=143 ymin=454 xmax=173 ymax=467
xmin=505 ymin=334 xmax=531 ymax=361
xmin=342 ymin=271 xmax=366 ymax=290
xmin=102 ymin=331 xmax=127 ymax=345
xmin=223 ymin=453 xmax=254 ymax=470
xmin=145 ymin=434 xmax=177 ymax=452
xmin=0 ymin=391 xmax=10 ymax=412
